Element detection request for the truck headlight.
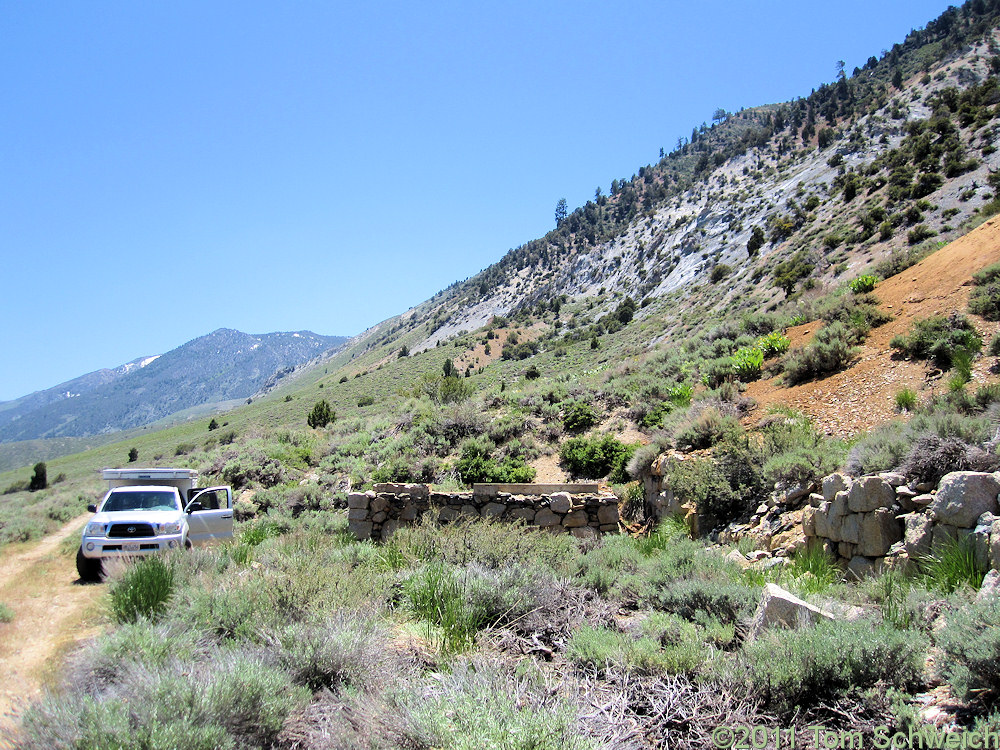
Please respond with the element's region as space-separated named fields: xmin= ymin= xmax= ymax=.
xmin=84 ymin=522 xmax=107 ymax=537
xmin=157 ymin=522 xmax=183 ymax=535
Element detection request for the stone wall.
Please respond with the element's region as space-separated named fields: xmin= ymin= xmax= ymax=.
xmin=347 ymin=482 xmax=621 ymax=542
xmin=804 ymin=471 xmax=1000 ymax=576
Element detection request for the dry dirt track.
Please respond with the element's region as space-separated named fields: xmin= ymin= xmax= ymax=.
xmin=0 ymin=515 xmax=103 ymax=743
xmin=745 ymin=217 xmax=1000 ymax=437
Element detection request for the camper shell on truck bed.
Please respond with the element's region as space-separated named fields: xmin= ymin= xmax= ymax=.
xmin=76 ymin=468 xmax=233 ymax=581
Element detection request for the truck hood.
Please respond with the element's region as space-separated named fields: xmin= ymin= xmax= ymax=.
xmin=89 ymin=510 xmax=185 ymax=525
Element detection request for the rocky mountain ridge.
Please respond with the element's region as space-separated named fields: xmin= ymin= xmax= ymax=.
xmin=347 ymin=14 xmax=1000 ymax=364
xmin=0 ymin=328 xmax=347 ymax=444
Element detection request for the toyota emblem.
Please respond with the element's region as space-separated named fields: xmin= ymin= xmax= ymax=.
xmin=127 ymin=526 xmax=136 ymax=534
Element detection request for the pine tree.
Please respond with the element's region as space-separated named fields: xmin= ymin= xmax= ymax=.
xmin=555 ymin=198 xmax=568 ymax=227
xmin=29 ymin=462 xmax=47 ymax=491
xmin=307 ymin=400 xmax=334 ymax=428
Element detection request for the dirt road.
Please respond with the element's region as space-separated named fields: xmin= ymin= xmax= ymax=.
xmin=0 ymin=515 xmax=103 ymax=739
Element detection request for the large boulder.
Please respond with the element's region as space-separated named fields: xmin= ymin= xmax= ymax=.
xmin=992 ymin=518 xmax=1000 ymax=570
xmin=858 ymin=508 xmax=903 ymax=557
xmin=847 ymin=555 xmax=885 ymax=580
xmin=848 ymin=476 xmax=896 ymax=513
xmin=534 ymin=509 xmax=561 ymax=527
xmin=814 ymin=502 xmax=833 ymax=539
xmin=802 ymin=505 xmax=817 ymax=537
xmin=903 ymin=513 xmax=934 ymax=560
xmin=839 ymin=513 xmax=861 ymax=545
xmin=977 ymin=569 xmax=1000 ymax=602
xmin=348 ymin=520 xmax=373 ymax=540
xmin=928 ymin=472 xmax=1000 ymax=528
xmin=747 ymin=584 xmax=835 ymax=640
xmin=830 ymin=490 xmax=850 ymax=518
xmin=822 ymin=473 xmax=851 ymax=502
xmin=549 ymin=492 xmax=572 ymax=514
xmin=971 ymin=515 xmax=994 ymax=571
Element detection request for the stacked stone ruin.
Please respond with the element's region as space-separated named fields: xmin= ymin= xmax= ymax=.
xmin=347 ymin=482 xmax=621 ymax=542
xmin=803 ymin=471 xmax=1000 ymax=576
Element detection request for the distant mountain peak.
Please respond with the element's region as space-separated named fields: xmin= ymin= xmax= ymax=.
xmin=0 ymin=329 xmax=348 ymax=443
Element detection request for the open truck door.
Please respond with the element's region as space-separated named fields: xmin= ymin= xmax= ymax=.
xmin=184 ymin=487 xmax=234 ymax=546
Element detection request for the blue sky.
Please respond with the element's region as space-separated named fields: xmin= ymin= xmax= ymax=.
xmin=0 ymin=0 xmax=955 ymax=401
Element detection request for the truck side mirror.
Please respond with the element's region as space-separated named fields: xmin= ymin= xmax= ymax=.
xmin=87 ymin=504 xmax=97 ymax=513
xmin=186 ymin=502 xmax=204 ymax=514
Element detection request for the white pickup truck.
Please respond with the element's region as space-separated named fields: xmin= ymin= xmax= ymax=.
xmin=76 ymin=468 xmax=234 ymax=581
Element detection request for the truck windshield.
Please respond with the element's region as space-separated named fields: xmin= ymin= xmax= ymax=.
xmin=102 ymin=491 xmax=179 ymax=512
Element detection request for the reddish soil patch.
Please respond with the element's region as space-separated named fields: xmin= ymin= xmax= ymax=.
xmin=745 ymin=217 xmax=1000 ymax=438
xmin=454 ymin=322 xmax=548 ymax=373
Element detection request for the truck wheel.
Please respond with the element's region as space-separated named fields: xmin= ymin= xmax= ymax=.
xmin=76 ymin=547 xmax=103 ymax=583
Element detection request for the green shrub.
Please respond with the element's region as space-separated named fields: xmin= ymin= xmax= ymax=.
xmin=404 ymin=562 xmax=529 ymax=653
xmin=666 ymin=454 xmax=745 ymax=527
xmin=438 ymin=374 xmax=473 ymax=403
xmin=786 ymin=545 xmax=840 ymax=595
xmin=755 ymin=331 xmax=790 ymax=357
xmin=990 ymin=333 xmax=1000 ymax=357
xmin=357 ymin=395 xmax=376 ymax=407
xmin=271 ymin=611 xmax=392 ymax=692
xmin=741 ymin=620 xmax=926 ymax=716
xmin=874 ymin=244 xmax=935 ymax=279
xmin=674 ymin=406 xmax=741 ymax=450
xmin=762 ymin=440 xmax=844 ymax=487
xmin=402 ymin=657 xmax=587 ymax=750
xmin=455 ymin=438 xmax=536 ymax=485
xmin=652 ymin=579 xmax=757 ymax=625
xmin=730 ymin=346 xmax=764 ymax=381
xmin=0 ymin=601 xmax=13 ymax=623
xmin=634 ymin=517 xmax=690 ymax=555
xmin=849 ymin=274 xmax=879 ymax=293
xmin=560 ymin=434 xmax=635 ymax=481
xmin=937 ymin=597 xmax=1000 ymax=700
xmin=2 ymin=478 xmax=30 ymax=495
xmin=700 ymin=357 xmax=736 ymax=388
xmin=109 ymin=556 xmax=176 ymax=624
xmin=710 ymin=264 xmax=732 ymax=283
xmin=847 ymin=408 xmax=996 ymax=477
xmin=968 ymin=264 xmax=1000 ymax=320
xmin=576 ymin=535 xmax=643 ymax=594
xmin=908 ymin=224 xmax=936 ymax=245
xmin=890 ymin=313 xmax=982 ymax=368
xmin=919 ymin=535 xmax=986 ymax=593
xmin=870 ymin=570 xmax=916 ymax=631
xmin=782 ymin=321 xmax=859 ymax=385
xmin=895 ymin=388 xmax=918 ymax=412
xmin=818 ymin=293 xmax=892 ymax=336
xmin=563 ymin=400 xmax=598 ymax=432
xmin=389 ymin=516 xmax=576 ymax=573
xmin=742 ymin=313 xmax=780 ymax=336
xmin=306 ymin=399 xmax=334 ymax=428
xmin=567 ymin=624 xmax=704 ymax=676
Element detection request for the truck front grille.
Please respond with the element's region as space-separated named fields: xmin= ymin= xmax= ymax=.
xmin=108 ymin=523 xmax=155 ymax=538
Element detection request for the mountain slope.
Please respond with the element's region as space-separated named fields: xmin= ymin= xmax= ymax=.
xmin=746 ymin=215 xmax=1000 ymax=437
xmin=0 ymin=329 xmax=347 ymax=443
xmin=3 ymin=0 xmax=1000 ymax=488
xmin=342 ymin=6 xmax=1000 ymax=362
xmin=0 ymin=356 xmax=159 ymax=425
